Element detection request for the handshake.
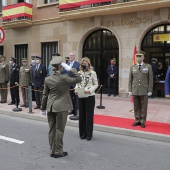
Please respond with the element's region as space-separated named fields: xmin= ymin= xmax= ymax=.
xmin=61 ymin=62 xmax=72 ymax=71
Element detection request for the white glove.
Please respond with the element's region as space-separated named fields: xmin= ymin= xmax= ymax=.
xmin=112 ymin=74 xmax=114 ymax=76
xmin=147 ymin=92 xmax=152 ymax=96
xmin=129 ymin=92 xmax=132 ymax=96
xmin=61 ymin=62 xmax=71 ymax=71
xmin=40 ymin=110 xmax=46 ymax=116
xmin=15 ymin=82 xmax=18 ymax=85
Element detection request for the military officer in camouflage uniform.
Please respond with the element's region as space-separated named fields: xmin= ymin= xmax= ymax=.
xmin=19 ymin=58 xmax=32 ymax=108
xmin=0 ymin=55 xmax=9 ymax=103
xmin=128 ymin=51 xmax=153 ymax=128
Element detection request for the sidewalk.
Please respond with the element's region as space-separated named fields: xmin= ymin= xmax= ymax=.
xmin=0 ymin=93 xmax=170 ymax=143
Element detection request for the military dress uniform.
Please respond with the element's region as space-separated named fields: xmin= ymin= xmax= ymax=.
xmin=0 ymin=55 xmax=9 ymax=103
xmin=129 ymin=62 xmax=153 ymax=125
xmin=9 ymin=57 xmax=20 ymax=105
xmin=41 ymin=56 xmax=82 ymax=158
xmin=19 ymin=58 xmax=32 ymax=107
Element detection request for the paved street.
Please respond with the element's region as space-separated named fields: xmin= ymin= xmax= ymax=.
xmin=0 ymin=114 xmax=170 ymax=170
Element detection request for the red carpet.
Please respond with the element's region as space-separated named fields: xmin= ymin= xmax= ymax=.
xmin=94 ymin=114 xmax=170 ymax=135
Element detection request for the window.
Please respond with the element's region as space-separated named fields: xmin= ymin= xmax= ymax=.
xmin=0 ymin=46 xmax=4 ymax=55
xmin=44 ymin=0 xmax=58 ymax=4
xmin=41 ymin=42 xmax=58 ymax=68
xmin=15 ymin=44 xmax=28 ymax=66
xmin=0 ymin=0 xmax=7 ymax=12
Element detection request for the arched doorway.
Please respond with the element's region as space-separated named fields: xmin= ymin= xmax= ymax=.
xmin=141 ymin=24 xmax=170 ymax=96
xmin=83 ymin=29 xmax=119 ymax=93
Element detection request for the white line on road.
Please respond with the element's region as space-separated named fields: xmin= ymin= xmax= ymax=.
xmin=0 ymin=135 xmax=25 ymax=144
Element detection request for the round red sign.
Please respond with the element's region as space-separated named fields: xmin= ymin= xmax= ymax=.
xmin=0 ymin=27 xmax=5 ymax=43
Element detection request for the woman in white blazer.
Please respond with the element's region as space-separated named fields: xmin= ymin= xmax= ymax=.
xmin=75 ymin=57 xmax=98 ymax=141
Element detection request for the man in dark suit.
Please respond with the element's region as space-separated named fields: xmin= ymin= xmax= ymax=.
xmin=66 ymin=52 xmax=80 ymax=120
xmin=8 ymin=57 xmax=20 ymax=106
xmin=32 ymin=56 xmax=47 ymax=109
xmin=150 ymin=58 xmax=158 ymax=98
xmin=107 ymin=59 xmax=118 ymax=97
xmin=165 ymin=66 xmax=170 ymax=98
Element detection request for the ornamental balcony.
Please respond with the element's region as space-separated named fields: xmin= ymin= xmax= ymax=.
xmin=2 ymin=2 xmax=32 ymax=29
xmin=59 ymin=0 xmax=170 ymax=20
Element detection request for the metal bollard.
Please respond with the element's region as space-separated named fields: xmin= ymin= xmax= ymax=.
xmin=28 ymin=85 xmax=34 ymax=113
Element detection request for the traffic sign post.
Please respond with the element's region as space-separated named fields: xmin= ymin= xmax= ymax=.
xmin=0 ymin=27 xmax=5 ymax=43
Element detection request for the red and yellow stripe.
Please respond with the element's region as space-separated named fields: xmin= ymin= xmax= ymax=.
xmin=59 ymin=0 xmax=114 ymax=9
xmin=2 ymin=2 xmax=32 ymax=21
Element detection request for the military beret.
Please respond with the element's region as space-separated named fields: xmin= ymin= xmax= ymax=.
xmin=10 ymin=57 xmax=17 ymax=61
xmin=50 ymin=56 xmax=63 ymax=65
xmin=136 ymin=50 xmax=146 ymax=56
xmin=22 ymin=58 xmax=28 ymax=61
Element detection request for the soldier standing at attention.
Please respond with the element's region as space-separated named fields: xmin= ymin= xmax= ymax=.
xmin=0 ymin=55 xmax=9 ymax=103
xmin=41 ymin=56 xmax=81 ymax=158
xmin=8 ymin=57 xmax=20 ymax=106
xmin=128 ymin=51 xmax=153 ymax=128
xmin=20 ymin=58 xmax=32 ymax=108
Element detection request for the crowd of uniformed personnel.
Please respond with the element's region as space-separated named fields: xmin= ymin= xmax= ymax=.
xmin=0 ymin=55 xmax=47 ymax=109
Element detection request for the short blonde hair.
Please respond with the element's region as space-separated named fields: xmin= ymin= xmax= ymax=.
xmin=80 ymin=57 xmax=92 ymax=71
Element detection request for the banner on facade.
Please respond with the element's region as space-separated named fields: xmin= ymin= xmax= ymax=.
xmin=59 ymin=0 xmax=114 ymax=9
xmin=153 ymin=34 xmax=170 ymax=42
xmin=2 ymin=2 xmax=32 ymax=21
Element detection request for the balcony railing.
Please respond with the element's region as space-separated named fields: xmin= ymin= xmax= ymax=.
xmin=59 ymin=0 xmax=170 ymax=20
xmin=59 ymin=0 xmax=136 ymax=12
xmin=2 ymin=2 xmax=32 ymax=29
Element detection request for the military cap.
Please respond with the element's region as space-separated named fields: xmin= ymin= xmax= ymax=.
xmin=65 ymin=57 xmax=70 ymax=61
xmin=52 ymin=53 xmax=60 ymax=57
xmin=50 ymin=56 xmax=63 ymax=65
xmin=151 ymin=58 xmax=157 ymax=62
xmin=0 ymin=55 xmax=5 ymax=58
xmin=10 ymin=57 xmax=17 ymax=61
xmin=35 ymin=56 xmax=41 ymax=59
xmin=31 ymin=56 xmax=36 ymax=59
xmin=22 ymin=58 xmax=28 ymax=61
xmin=136 ymin=50 xmax=146 ymax=56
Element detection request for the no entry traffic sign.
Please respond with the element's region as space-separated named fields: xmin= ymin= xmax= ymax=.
xmin=0 ymin=27 xmax=5 ymax=43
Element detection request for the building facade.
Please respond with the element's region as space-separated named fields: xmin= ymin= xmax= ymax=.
xmin=0 ymin=0 xmax=170 ymax=96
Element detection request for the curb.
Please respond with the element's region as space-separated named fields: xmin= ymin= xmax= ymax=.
xmin=1 ymin=110 xmax=170 ymax=143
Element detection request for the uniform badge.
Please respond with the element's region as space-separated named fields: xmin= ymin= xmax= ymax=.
xmin=40 ymin=70 xmax=42 ymax=74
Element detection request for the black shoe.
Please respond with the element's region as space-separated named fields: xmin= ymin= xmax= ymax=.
xmin=8 ymin=102 xmax=15 ymax=105
xmin=34 ymin=106 xmax=40 ymax=109
xmin=68 ymin=110 xmax=74 ymax=115
xmin=20 ymin=104 xmax=26 ymax=107
xmin=108 ymin=93 xmax=111 ymax=96
xmin=140 ymin=123 xmax=145 ymax=128
xmin=86 ymin=137 xmax=92 ymax=141
xmin=53 ymin=152 xmax=68 ymax=158
xmin=113 ymin=94 xmax=116 ymax=97
xmin=1 ymin=101 xmax=6 ymax=104
xmin=132 ymin=122 xmax=140 ymax=126
xmin=25 ymin=106 xmax=29 ymax=108
xmin=80 ymin=135 xmax=86 ymax=140
xmin=50 ymin=154 xmax=54 ymax=157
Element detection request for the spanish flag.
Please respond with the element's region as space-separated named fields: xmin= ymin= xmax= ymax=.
xmin=2 ymin=2 xmax=32 ymax=21
xmin=59 ymin=0 xmax=114 ymax=9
